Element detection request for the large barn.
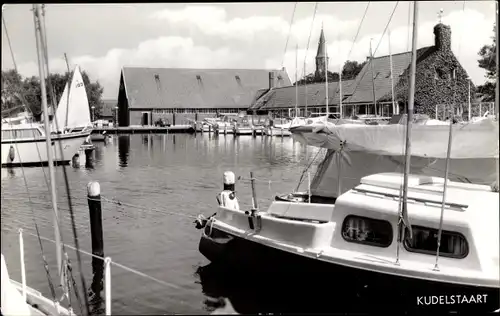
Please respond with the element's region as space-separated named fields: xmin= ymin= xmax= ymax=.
xmin=116 ymin=67 xmax=291 ymax=126
xmin=250 ymin=22 xmax=476 ymax=118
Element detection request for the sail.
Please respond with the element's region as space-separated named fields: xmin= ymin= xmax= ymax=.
xmin=52 ymin=82 xmax=69 ymax=132
xmin=66 ymin=65 xmax=91 ymax=130
xmin=52 ymin=65 xmax=91 ymax=132
xmin=291 ymin=118 xmax=499 ymax=159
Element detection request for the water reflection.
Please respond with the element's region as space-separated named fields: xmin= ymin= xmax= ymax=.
xmin=117 ymin=135 xmax=130 ymax=168
xmin=88 ymin=256 xmax=104 ymax=315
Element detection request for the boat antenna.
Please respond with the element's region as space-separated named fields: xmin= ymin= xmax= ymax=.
xmin=396 ymin=0 xmax=417 ymax=264
xmin=295 ymin=43 xmax=299 ymax=118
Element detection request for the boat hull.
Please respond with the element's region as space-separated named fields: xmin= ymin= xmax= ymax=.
xmin=1 ymin=131 xmax=90 ymax=167
xmin=265 ymin=127 xmax=291 ymax=137
xmin=199 ymin=227 xmax=500 ymax=314
xmin=234 ymin=127 xmax=253 ymax=135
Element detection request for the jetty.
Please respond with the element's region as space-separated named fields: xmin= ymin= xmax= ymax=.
xmin=92 ymin=125 xmax=195 ymax=134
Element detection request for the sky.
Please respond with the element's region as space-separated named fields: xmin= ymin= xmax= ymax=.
xmin=1 ymin=2 xmax=497 ymax=99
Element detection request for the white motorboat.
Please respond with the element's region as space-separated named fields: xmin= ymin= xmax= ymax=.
xmin=233 ymin=116 xmax=254 ymax=135
xmin=1 ymin=122 xmax=90 ymax=167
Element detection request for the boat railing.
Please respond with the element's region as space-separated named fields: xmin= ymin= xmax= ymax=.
xmin=16 ymin=228 xmax=179 ymax=316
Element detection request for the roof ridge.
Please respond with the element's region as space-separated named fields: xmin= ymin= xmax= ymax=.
xmin=373 ymin=45 xmax=433 ymax=60
xmin=122 ymin=66 xmax=286 ymax=72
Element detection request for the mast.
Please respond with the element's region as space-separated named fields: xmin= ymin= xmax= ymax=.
xmin=63 ymin=53 xmax=71 ymax=129
xmin=388 ymin=29 xmax=396 ymax=115
xmin=496 ymin=0 xmax=499 ymax=120
xmin=325 ymin=37 xmax=329 ymax=117
xmin=339 ymin=33 xmax=343 ymax=119
xmin=495 ymin=0 xmax=499 ymax=192
xmin=295 ymin=44 xmax=299 ymax=118
xmin=33 ymin=4 xmax=62 ymax=277
xmin=304 ymin=60 xmax=308 ymax=117
xmin=396 ymin=0 xmax=418 ymax=264
xmin=369 ymin=38 xmax=378 ymax=116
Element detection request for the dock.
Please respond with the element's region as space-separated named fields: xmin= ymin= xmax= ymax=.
xmin=92 ymin=125 xmax=195 ymax=134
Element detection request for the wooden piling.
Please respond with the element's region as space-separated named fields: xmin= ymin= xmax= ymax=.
xmin=173 ymin=112 xmax=176 ymax=126
xmin=87 ymin=181 xmax=104 ymax=257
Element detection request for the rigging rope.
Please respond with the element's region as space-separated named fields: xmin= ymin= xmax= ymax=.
xmin=345 ymin=2 xmax=371 ymax=61
xmin=302 ymin=2 xmax=319 ymax=114
xmin=2 ymin=12 xmax=59 ymax=303
xmin=38 ymin=5 xmax=91 ymax=315
xmin=281 ymin=2 xmax=298 ymax=69
xmin=18 ymin=230 xmax=183 ymax=290
xmin=345 ymin=2 xmax=399 ymax=113
xmin=301 ymin=2 xmax=318 ymax=80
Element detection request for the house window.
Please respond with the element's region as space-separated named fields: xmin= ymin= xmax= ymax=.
xmin=341 ymin=215 xmax=393 ymax=248
xmin=404 ymin=225 xmax=468 ymax=259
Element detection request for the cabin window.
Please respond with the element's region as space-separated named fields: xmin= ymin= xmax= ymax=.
xmin=13 ymin=129 xmax=41 ymax=139
xmin=2 ymin=130 xmax=14 ymax=139
xmin=404 ymin=225 xmax=469 ymax=259
xmin=341 ymin=215 xmax=393 ymax=248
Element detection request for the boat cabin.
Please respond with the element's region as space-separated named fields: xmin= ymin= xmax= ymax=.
xmin=214 ymin=172 xmax=498 ymax=279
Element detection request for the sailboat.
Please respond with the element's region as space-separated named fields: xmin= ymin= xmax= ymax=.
xmin=195 ymin=2 xmax=499 ymax=314
xmin=52 ymin=65 xmax=93 ymax=135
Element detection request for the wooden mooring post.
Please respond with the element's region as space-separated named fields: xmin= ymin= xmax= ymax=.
xmin=87 ymin=181 xmax=105 ymax=313
xmin=87 ymin=181 xmax=104 ymax=257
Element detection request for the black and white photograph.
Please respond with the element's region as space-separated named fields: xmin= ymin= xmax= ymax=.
xmin=1 ymin=1 xmax=499 ymax=315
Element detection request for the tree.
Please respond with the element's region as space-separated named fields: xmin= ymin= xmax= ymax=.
xmin=342 ymin=60 xmax=367 ymax=80
xmin=476 ymin=23 xmax=497 ymax=102
xmin=294 ymin=71 xmax=339 ymax=85
xmin=293 ymin=60 xmax=367 ymax=85
xmin=1 ymin=69 xmax=25 ymax=114
xmin=0 ymin=69 xmax=104 ymax=121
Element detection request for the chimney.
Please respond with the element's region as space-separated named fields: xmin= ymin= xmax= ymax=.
xmin=434 ymin=23 xmax=451 ymax=51
xmin=269 ymin=71 xmax=275 ymax=90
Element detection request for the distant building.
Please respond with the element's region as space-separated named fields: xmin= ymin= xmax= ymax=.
xmin=99 ymin=99 xmax=117 ymax=123
xmin=250 ymin=22 xmax=474 ymax=118
xmin=116 ymin=67 xmax=291 ymax=126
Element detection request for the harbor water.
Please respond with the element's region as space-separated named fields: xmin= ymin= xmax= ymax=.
xmin=1 ymin=133 xmax=323 ymax=314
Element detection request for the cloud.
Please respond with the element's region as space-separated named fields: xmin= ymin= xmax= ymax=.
xmin=150 ymin=5 xmax=359 ymax=44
